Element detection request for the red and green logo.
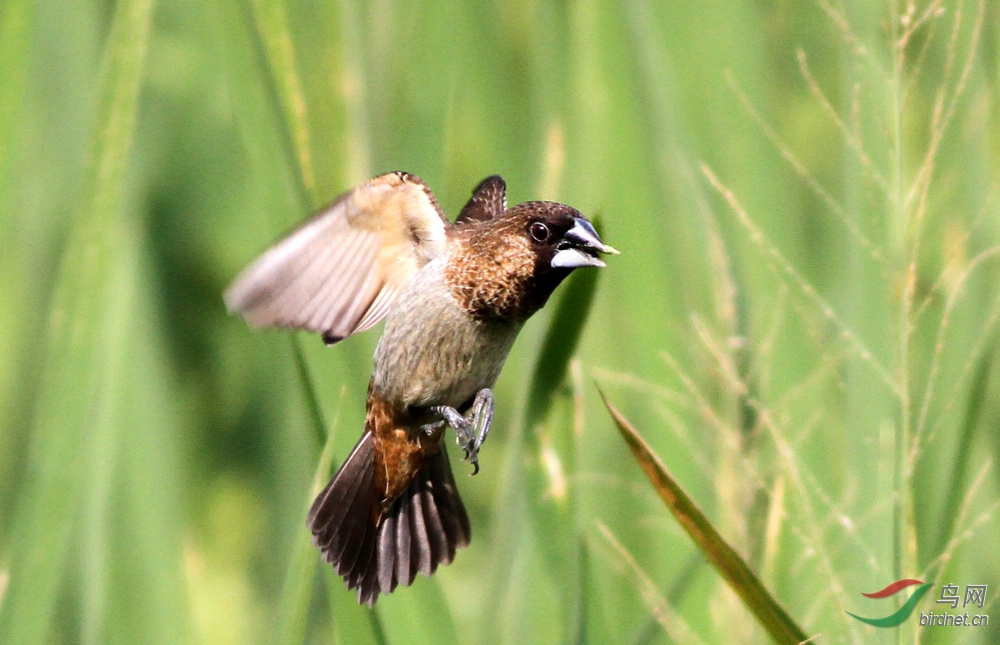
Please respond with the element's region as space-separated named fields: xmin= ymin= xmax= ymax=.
xmin=846 ymin=579 xmax=934 ymax=627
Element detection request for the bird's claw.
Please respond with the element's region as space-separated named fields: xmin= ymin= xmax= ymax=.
xmin=429 ymin=389 xmax=494 ymax=475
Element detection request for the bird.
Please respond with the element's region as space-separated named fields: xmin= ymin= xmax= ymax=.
xmin=225 ymin=171 xmax=617 ymax=605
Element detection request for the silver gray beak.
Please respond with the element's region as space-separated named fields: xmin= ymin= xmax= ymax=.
xmin=551 ymin=217 xmax=619 ymax=269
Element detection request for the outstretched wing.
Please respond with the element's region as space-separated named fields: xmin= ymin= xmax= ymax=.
xmin=225 ymin=172 xmax=449 ymax=344
xmin=455 ymin=174 xmax=506 ymax=224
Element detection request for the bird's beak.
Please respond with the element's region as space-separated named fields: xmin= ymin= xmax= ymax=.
xmin=551 ymin=217 xmax=619 ymax=268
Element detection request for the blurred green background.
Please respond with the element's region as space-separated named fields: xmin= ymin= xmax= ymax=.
xmin=2 ymin=0 xmax=999 ymax=643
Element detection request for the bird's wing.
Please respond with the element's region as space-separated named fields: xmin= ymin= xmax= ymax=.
xmin=456 ymin=175 xmax=506 ymax=224
xmin=225 ymin=171 xmax=450 ymax=344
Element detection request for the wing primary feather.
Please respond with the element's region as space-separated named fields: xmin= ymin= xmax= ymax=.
xmin=306 ymin=232 xmax=377 ymax=333
xmin=225 ymin=205 xmax=345 ymax=318
xmin=353 ymin=282 xmax=399 ymax=335
xmin=291 ymin=228 xmax=372 ymax=331
xmin=293 ymin=228 xmax=364 ymax=329
xmin=275 ymin=229 xmax=343 ymax=329
xmin=331 ymin=265 xmax=382 ymax=338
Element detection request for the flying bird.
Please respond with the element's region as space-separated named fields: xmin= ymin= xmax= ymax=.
xmin=225 ymin=172 xmax=616 ymax=605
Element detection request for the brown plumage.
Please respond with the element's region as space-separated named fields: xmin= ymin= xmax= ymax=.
xmin=225 ymin=172 xmax=616 ymax=605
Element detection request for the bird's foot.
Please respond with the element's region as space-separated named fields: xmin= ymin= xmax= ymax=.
xmin=429 ymin=389 xmax=494 ymax=475
xmin=462 ymin=389 xmax=494 ymax=474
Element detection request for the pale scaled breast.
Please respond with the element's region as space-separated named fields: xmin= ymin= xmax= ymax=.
xmin=372 ymin=258 xmax=522 ymax=410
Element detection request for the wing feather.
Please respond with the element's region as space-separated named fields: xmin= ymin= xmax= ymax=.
xmin=353 ymin=282 xmax=399 ymax=335
xmin=308 ymin=233 xmax=376 ymax=331
xmin=225 ymin=172 xmax=449 ymax=343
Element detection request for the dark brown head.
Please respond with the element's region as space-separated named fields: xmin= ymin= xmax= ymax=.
xmin=446 ymin=177 xmax=617 ymax=321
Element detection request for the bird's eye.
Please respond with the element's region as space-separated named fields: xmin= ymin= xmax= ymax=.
xmin=529 ymin=222 xmax=550 ymax=242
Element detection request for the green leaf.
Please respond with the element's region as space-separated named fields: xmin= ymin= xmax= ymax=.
xmin=524 ymin=246 xmax=603 ymax=430
xmin=0 ymin=0 xmax=158 ymax=641
xmin=600 ymin=392 xmax=810 ymax=645
xmin=0 ymin=0 xmax=30 ymax=195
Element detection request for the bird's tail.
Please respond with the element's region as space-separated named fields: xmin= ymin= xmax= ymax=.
xmin=307 ymin=431 xmax=471 ymax=605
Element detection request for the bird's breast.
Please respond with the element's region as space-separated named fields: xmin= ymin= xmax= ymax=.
xmin=371 ymin=259 xmax=523 ymax=410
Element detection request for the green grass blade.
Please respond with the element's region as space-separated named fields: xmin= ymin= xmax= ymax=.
xmin=106 ymin=234 xmax=191 ymax=644
xmin=377 ymin=581 xmax=460 ymax=645
xmin=291 ymin=335 xmax=329 ymax=448
xmin=321 ymin=567 xmax=387 ymax=645
xmin=246 ymin=0 xmax=317 ymax=200
xmin=0 ymin=0 xmax=30 ymax=196
xmin=270 ymin=515 xmax=318 ymax=644
xmin=932 ymin=341 xmax=994 ymax=563
xmin=0 ymin=0 xmax=156 ymax=641
xmin=0 ymin=0 xmax=33 ymax=518
xmin=271 ymin=391 xmax=339 ymax=645
xmin=208 ymin=0 xmax=306 ymax=226
xmin=525 ymin=250 xmax=603 ymax=429
xmin=600 ymin=393 xmax=810 ymax=645
xmin=514 ymin=257 xmax=603 ymax=643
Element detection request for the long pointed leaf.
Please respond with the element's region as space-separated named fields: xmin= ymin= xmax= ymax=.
xmin=0 ymin=0 xmax=156 ymax=641
xmin=600 ymin=392 xmax=809 ymax=645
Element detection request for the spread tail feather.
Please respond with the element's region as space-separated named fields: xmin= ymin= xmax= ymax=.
xmin=307 ymin=431 xmax=471 ymax=605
